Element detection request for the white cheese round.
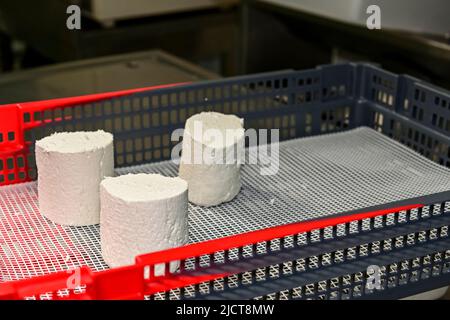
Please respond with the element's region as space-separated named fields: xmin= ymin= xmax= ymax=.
xmin=100 ymin=173 xmax=188 ymax=269
xmin=179 ymin=112 xmax=244 ymax=207
xmin=35 ymin=130 xmax=114 ymax=226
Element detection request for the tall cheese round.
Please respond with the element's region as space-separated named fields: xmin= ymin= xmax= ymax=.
xmin=100 ymin=173 xmax=188 ymax=269
xmin=179 ymin=112 xmax=244 ymax=207
xmin=35 ymin=130 xmax=114 ymax=226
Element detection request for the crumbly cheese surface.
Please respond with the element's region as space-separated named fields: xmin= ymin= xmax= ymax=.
xmin=36 ymin=130 xmax=114 ymax=226
xmin=101 ymin=173 xmax=187 ymax=202
xmin=100 ymin=173 xmax=188 ymax=268
xmin=180 ymin=112 xmax=244 ymax=207
xmin=185 ymin=112 xmax=244 ymax=149
xmin=36 ymin=130 xmax=113 ymax=153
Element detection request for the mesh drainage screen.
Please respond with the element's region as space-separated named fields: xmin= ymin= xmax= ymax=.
xmin=2 ymin=127 xmax=450 ymax=282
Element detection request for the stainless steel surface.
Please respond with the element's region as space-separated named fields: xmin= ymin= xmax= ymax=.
xmin=0 ymin=50 xmax=219 ymax=104
xmin=87 ymin=0 xmax=236 ymax=24
xmin=259 ymin=0 xmax=450 ymax=36
xmin=243 ymin=1 xmax=450 ymax=88
xmin=2 ymin=127 xmax=450 ymax=283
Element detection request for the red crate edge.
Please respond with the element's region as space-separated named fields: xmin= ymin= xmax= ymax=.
xmin=0 ymin=82 xmax=186 ymax=186
xmin=0 ymin=204 xmax=421 ymax=300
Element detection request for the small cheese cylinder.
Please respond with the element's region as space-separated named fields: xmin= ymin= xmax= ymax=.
xmin=100 ymin=173 xmax=188 ymax=269
xmin=179 ymin=112 xmax=244 ymax=207
xmin=35 ymin=130 xmax=114 ymax=226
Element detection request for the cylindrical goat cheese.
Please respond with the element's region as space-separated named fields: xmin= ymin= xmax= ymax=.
xmin=36 ymin=130 xmax=114 ymax=226
xmin=100 ymin=173 xmax=188 ymax=269
xmin=179 ymin=112 xmax=244 ymax=207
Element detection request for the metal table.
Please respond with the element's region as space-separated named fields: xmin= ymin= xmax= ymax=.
xmin=0 ymin=50 xmax=218 ymax=105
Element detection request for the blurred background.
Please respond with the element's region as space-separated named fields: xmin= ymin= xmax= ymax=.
xmin=0 ymin=0 xmax=449 ymax=104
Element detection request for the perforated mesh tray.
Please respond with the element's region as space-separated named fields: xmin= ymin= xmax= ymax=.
xmin=2 ymin=127 xmax=450 ymax=283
